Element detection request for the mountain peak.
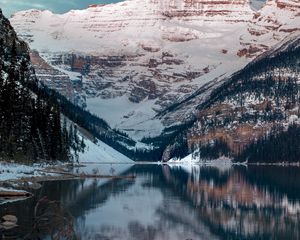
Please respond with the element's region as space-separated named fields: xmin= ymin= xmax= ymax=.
xmin=9 ymin=0 xmax=300 ymax=139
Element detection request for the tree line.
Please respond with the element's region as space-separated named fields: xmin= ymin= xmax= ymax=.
xmin=0 ymin=37 xmax=81 ymax=162
xmin=163 ymin=42 xmax=300 ymax=162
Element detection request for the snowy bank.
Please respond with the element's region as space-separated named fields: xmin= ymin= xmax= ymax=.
xmin=77 ymin=137 xmax=134 ymax=164
xmin=168 ymin=154 xmax=233 ymax=166
xmin=0 ymin=162 xmax=51 ymax=182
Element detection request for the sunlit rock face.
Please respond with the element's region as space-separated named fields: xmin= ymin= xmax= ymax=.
xmin=158 ymin=0 xmax=253 ymax=20
xmin=9 ymin=0 xmax=300 ymax=140
xmin=239 ymin=0 xmax=300 ymax=57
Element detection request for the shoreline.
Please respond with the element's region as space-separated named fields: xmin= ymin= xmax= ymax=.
xmin=1 ymin=160 xmax=300 ymax=184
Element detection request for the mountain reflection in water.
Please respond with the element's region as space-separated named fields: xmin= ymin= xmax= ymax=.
xmin=0 ymin=164 xmax=300 ymax=239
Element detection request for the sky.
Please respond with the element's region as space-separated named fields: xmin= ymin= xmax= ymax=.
xmin=0 ymin=0 xmax=123 ymax=17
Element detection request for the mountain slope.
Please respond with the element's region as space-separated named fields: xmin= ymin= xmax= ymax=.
xmin=165 ymin=33 xmax=300 ymax=162
xmin=0 ymin=8 xmax=135 ymax=163
xmin=8 ymin=0 xmax=265 ymax=140
xmin=10 ymin=0 xmax=300 ymax=142
xmin=8 ymin=0 xmax=300 ymax=161
xmin=78 ymin=136 xmax=133 ymax=163
xmin=0 ymin=9 xmax=70 ymax=161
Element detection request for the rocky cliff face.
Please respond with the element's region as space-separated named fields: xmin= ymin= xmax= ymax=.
xmin=0 ymin=9 xmax=30 ymax=66
xmin=239 ymin=0 xmax=300 ymax=57
xmin=9 ymin=0 xmax=300 ymax=142
xmin=159 ymin=0 xmax=253 ymax=20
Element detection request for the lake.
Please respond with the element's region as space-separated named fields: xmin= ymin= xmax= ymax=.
xmin=1 ymin=164 xmax=300 ymax=239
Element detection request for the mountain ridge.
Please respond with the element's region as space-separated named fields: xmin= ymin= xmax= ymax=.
xmin=8 ymin=0 xmax=300 ymax=161
xmin=9 ymin=0 xmax=257 ymax=140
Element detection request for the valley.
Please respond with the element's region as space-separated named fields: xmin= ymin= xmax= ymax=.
xmin=7 ymin=0 xmax=300 ymax=162
xmin=0 ymin=1 xmax=299 ymax=238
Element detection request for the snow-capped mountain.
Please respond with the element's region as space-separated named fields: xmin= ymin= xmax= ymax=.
xmin=9 ymin=0 xmax=300 ymax=141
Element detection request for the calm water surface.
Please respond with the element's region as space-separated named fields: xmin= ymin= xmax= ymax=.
xmin=1 ymin=164 xmax=300 ymax=239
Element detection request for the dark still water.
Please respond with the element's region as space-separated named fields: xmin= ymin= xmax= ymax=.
xmin=1 ymin=164 xmax=300 ymax=240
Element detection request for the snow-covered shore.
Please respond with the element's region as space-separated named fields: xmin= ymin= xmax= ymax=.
xmin=0 ymin=162 xmax=53 ymax=182
xmin=168 ymin=154 xmax=234 ymax=166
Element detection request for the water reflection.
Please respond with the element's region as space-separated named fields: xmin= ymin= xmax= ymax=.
xmin=0 ymin=164 xmax=300 ymax=239
xmin=164 ymin=165 xmax=300 ymax=239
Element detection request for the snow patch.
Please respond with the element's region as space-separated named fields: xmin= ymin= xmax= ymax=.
xmin=78 ymin=137 xmax=134 ymax=164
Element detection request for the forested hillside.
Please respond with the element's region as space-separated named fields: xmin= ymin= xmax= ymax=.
xmin=0 ymin=9 xmax=154 ymax=162
xmin=2 ymin=5 xmax=299 ymax=163
xmin=164 ymin=36 xmax=300 ymax=163
xmin=237 ymin=124 xmax=300 ymax=163
xmin=0 ymin=9 xmax=73 ymax=161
